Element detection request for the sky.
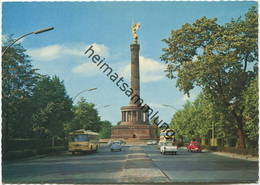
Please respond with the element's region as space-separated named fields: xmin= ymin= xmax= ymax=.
xmin=2 ymin=1 xmax=258 ymax=125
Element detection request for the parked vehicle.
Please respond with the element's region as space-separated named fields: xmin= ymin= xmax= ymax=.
xmin=187 ymin=141 xmax=202 ymax=152
xmin=118 ymin=140 xmax=126 ymax=145
xmin=147 ymin=140 xmax=157 ymax=145
xmin=110 ymin=141 xmax=122 ymax=152
xmin=160 ymin=141 xmax=178 ymax=155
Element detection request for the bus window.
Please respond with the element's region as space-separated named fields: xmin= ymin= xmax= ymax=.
xmin=69 ymin=134 xmax=89 ymax=142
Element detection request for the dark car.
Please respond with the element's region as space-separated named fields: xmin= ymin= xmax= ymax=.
xmin=187 ymin=141 xmax=202 ymax=152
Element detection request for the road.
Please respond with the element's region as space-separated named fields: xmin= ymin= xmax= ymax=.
xmin=3 ymin=144 xmax=258 ymax=184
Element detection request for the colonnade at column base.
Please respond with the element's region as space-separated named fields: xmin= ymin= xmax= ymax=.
xmin=120 ymin=104 xmax=149 ymax=125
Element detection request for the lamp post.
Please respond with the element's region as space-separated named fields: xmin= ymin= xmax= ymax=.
xmin=162 ymin=104 xmax=178 ymax=111
xmin=103 ymin=105 xmax=111 ymax=108
xmin=73 ymin=88 xmax=97 ymax=102
xmin=211 ymin=122 xmax=217 ymax=146
xmin=2 ymin=27 xmax=54 ymax=56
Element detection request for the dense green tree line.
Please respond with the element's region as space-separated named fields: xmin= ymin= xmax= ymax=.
xmin=163 ymin=7 xmax=258 ymax=148
xmin=2 ymin=37 xmax=112 ymax=156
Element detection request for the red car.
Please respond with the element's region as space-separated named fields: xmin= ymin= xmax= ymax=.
xmin=187 ymin=141 xmax=202 ymax=152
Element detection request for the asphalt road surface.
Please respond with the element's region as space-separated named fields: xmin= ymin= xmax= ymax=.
xmin=2 ymin=144 xmax=258 ymax=184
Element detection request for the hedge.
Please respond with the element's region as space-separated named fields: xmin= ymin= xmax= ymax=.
xmin=5 ymin=146 xmax=66 ymax=160
xmin=218 ymin=146 xmax=258 ymax=156
xmin=7 ymin=138 xmax=66 ymax=151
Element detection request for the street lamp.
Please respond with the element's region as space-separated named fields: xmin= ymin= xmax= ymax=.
xmin=103 ymin=105 xmax=111 ymax=108
xmin=2 ymin=27 xmax=54 ymax=56
xmin=73 ymin=88 xmax=97 ymax=102
xmin=162 ymin=104 xmax=178 ymax=111
xmin=211 ymin=122 xmax=217 ymax=147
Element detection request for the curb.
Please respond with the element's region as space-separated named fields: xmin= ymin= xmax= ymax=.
xmin=209 ymin=151 xmax=258 ymax=161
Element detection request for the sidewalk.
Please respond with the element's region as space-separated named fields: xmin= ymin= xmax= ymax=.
xmin=208 ymin=150 xmax=258 ymax=161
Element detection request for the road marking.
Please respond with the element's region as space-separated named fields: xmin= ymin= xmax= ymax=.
xmin=119 ymin=146 xmax=170 ymax=183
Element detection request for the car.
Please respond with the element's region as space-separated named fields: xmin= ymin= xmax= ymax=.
xmin=160 ymin=141 xmax=178 ymax=155
xmin=151 ymin=140 xmax=157 ymax=145
xmin=187 ymin=141 xmax=202 ymax=152
xmin=118 ymin=140 xmax=126 ymax=145
xmin=110 ymin=141 xmax=122 ymax=152
xmin=147 ymin=140 xmax=153 ymax=145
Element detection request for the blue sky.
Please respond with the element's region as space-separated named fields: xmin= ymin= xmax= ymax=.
xmin=2 ymin=1 xmax=257 ymax=125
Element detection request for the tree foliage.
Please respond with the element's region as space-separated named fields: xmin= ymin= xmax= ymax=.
xmin=32 ymin=75 xmax=73 ymax=138
xmin=67 ymin=98 xmax=101 ymax=132
xmin=162 ymin=7 xmax=258 ymax=148
xmin=99 ymin=120 xmax=112 ymax=139
xmin=2 ymin=36 xmax=39 ymax=138
xmin=242 ymin=77 xmax=258 ymax=147
xmin=171 ymin=92 xmax=237 ymax=145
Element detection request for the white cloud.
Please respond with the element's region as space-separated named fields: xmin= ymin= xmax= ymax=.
xmin=72 ymin=55 xmax=166 ymax=82
xmin=27 ymin=43 xmax=109 ymax=62
xmin=2 ymin=35 xmax=7 ymax=42
xmin=27 ymin=45 xmax=63 ymax=61
xmin=89 ymin=43 xmax=109 ymax=57
xmin=181 ymin=93 xmax=198 ymax=103
xmin=2 ymin=34 xmax=25 ymax=44
xmin=72 ymin=62 xmax=100 ymax=76
xmin=119 ymin=56 xmax=166 ymax=83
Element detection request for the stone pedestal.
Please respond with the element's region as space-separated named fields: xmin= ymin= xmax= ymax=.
xmin=112 ymin=124 xmax=157 ymax=140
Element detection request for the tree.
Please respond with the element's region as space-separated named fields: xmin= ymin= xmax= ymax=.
xmin=171 ymin=92 xmax=237 ymax=146
xmin=171 ymin=102 xmax=193 ymax=140
xmin=68 ymin=98 xmax=101 ymax=132
xmin=99 ymin=120 xmax=112 ymax=139
xmin=242 ymin=77 xmax=258 ymax=147
xmin=2 ymin=36 xmax=39 ymax=156
xmin=32 ymin=75 xmax=73 ymax=145
xmin=161 ymin=7 xmax=258 ymax=148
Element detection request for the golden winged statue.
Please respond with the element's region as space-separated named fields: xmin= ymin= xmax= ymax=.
xmin=131 ymin=23 xmax=141 ymax=41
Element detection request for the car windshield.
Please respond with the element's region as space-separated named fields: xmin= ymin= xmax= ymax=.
xmin=112 ymin=142 xmax=121 ymax=145
xmin=164 ymin=142 xmax=173 ymax=146
xmin=69 ymin=134 xmax=89 ymax=142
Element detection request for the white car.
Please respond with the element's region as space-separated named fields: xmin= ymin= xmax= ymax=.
xmin=160 ymin=141 xmax=178 ymax=155
xmin=147 ymin=140 xmax=157 ymax=145
xmin=110 ymin=141 xmax=122 ymax=152
xmin=158 ymin=141 xmax=163 ymax=149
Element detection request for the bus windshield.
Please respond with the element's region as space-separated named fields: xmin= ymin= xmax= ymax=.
xmin=69 ymin=134 xmax=89 ymax=142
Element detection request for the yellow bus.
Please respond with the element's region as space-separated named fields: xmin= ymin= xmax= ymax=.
xmin=68 ymin=129 xmax=99 ymax=154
